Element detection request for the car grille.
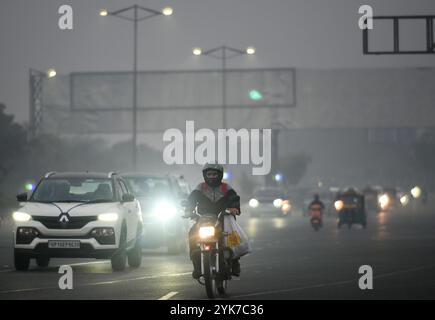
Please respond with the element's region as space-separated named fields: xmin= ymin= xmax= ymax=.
xmin=32 ymin=216 xmax=98 ymax=229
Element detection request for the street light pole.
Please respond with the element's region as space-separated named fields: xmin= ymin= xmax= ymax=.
xmin=222 ymin=46 xmax=227 ymax=128
xmin=132 ymin=5 xmax=138 ymax=170
xmin=29 ymin=68 xmax=56 ymax=141
xmin=100 ymin=5 xmax=173 ymax=170
xmin=193 ymin=45 xmax=255 ymax=128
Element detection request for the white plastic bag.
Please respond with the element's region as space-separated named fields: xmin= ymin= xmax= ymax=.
xmin=223 ymin=215 xmax=252 ymax=259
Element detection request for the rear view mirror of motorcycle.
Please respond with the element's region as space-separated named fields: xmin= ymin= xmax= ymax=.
xmin=180 ymin=199 xmax=189 ymax=208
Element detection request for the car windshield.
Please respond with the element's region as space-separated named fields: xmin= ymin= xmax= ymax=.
xmin=124 ymin=177 xmax=172 ymax=198
xmin=31 ymin=178 xmax=115 ymax=203
xmin=254 ymin=188 xmax=286 ymax=198
xmin=177 ymin=179 xmax=190 ymax=195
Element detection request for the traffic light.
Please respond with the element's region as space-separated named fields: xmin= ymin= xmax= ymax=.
xmin=249 ymin=89 xmax=263 ymax=101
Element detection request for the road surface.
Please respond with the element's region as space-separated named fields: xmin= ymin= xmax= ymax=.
xmin=1 ymin=206 xmax=435 ymax=299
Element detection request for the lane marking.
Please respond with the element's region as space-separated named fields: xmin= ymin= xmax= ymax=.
xmin=67 ymin=261 xmax=109 ymax=267
xmin=158 ymin=291 xmax=178 ymax=300
xmin=0 ymin=261 xmax=107 ymax=274
xmin=0 ymin=272 xmax=191 ymax=294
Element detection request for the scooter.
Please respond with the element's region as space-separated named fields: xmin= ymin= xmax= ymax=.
xmin=309 ymin=204 xmax=323 ymax=231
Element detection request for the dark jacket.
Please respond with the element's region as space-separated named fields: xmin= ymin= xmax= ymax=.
xmin=186 ymin=182 xmax=240 ymax=217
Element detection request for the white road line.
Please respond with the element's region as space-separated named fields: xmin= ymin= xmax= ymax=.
xmin=66 ymin=261 xmax=109 ymax=267
xmin=0 ymin=261 xmax=107 ymax=274
xmin=0 ymin=272 xmax=191 ymax=294
xmin=158 ymin=291 xmax=178 ymax=300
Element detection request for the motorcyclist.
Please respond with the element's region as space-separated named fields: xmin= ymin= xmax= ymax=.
xmin=184 ymin=162 xmax=241 ymax=279
xmin=308 ymin=194 xmax=325 ymax=219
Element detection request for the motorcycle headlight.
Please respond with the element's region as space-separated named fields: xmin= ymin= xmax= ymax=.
xmin=98 ymin=213 xmax=119 ymax=222
xmin=273 ymin=198 xmax=283 ymax=208
xmin=154 ymin=202 xmax=177 ymax=222
xmin=334 ymin=200 xmax=344 ymax=211
xmin=249 ymin=198 xmax=259 ymax=208
xmin=199 ymin=226 xmax=215 ymax=239
xmin=12 ymin=211 xmax=31 ymax=222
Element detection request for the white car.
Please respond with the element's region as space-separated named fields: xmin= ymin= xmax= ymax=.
xmin=13 ymin=172 xmax=143 ymax=271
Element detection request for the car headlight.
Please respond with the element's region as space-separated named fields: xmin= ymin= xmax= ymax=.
xmin=273 ymin=198 xmax=283 ymax=208
xmin=378 ymin=194 xmax=390 ymax=210
xmin=12 ymin=211 xmax=31 ymax=222
xmin=281 ymin=200 xmax=291 ymax=213
xmin=334 ymin=200 xmax=344 ymax=211
xmin=98 ymin=213 xmax=119 ymax=222
xmin=249 ymin=198 xmax=259 ymax=208
xmin=400 ymin=194 xmax=410 ymax=206
xmin=154 ymin=202 xmax=177 ymax=222
xmin=199 ymin=226 xmax=215 ymax=239
xmin=411 ymin=186 xmax=422 ymax=199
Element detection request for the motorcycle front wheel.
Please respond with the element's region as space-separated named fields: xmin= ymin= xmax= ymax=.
xmin=203 ymin=251 xmax=217 ymax=299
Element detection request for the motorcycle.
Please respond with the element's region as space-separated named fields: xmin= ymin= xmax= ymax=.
xmin=309 ymin=204 xmax=323 ymax=231
xmin=182 ymin=195 xmax=239 ymax=299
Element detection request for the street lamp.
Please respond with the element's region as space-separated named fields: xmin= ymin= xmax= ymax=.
xmin=47 ymin=68 xmax=57 ymax=78
xmin=246 ymin=47 xmax=256 ymax=55
xmin=99 ymin=5 xmax=173 ymax=170
xmin=192 ymin=45 xmax=255 ymax=128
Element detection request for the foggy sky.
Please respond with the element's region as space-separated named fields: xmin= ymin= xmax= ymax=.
xmin=1 ymin=0 xmax=435 ymax=123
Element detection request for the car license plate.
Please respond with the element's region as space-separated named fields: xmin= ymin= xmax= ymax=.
xmin=48 ymin=240 xmax=80 ymax=249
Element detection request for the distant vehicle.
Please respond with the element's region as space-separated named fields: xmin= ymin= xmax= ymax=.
xmin=121 ymin=173 xmax=188 ymax=254
xmin=308 ymin=202 xmax=324 ymax=231
xmin=13 ymin=172 xmax=143 ymax=271
xmin=303 ymin=191 xmax=334 ymax=217
xmin=362 ymin=185 xmax=382 ymax=212
xmin=248 ymin=187 xmax=291 ymax=217
xmin=334 ymin=188 xmax=367 ymax=229
xmin=172 ymin=174 xmax=192 ymax=198
xmin=378 ymin=187 xmax=398 ymax=211
xmin=397 ymin=188 xmax=411 ymax=207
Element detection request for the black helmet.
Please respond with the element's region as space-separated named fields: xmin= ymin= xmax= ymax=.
xmin=202 ymin=162 xmax=224 ymax=187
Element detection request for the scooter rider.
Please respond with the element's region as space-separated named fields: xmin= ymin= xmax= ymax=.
xmin=184 ymin=162 xmax=241 ymax=279
xmin=308 ymin=194 xmax=325 ymax=212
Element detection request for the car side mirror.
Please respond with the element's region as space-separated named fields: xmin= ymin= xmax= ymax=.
xmin=122 ymin=194 xmax=135 ymax=203
xmin=178 ymin=192 xmax=188 ymax=199
xmin=17 ymin=193 xmax=28 ymax=202
xmin=180 ymin=199 xmax=189 ymax=207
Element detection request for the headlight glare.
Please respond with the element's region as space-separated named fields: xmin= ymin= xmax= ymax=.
xmin=199 ymin=226 xmax=215 ymax=239
xmin=378 ymin=194 xmax=390 ymax=210
xmin=154 ymin=202 xmax=177 ymax=221
xmin=13 ymin=211 xmax=31 ymax=222
xmin=98 ymin=213 xmax=119 ymax=222
xmin=400 ymin=195 xmax=410 ymax=206
xmin=334 ymin=200 xmax=344 ymax=211
xmin=249 ymin=198 xmax=259 ymax=208
xmin=273 ymin=198 xmax=283 ymax=208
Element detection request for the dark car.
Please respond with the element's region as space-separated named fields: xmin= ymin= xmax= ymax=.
xmin=248 ymin=187 xmax=292 ymax=217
